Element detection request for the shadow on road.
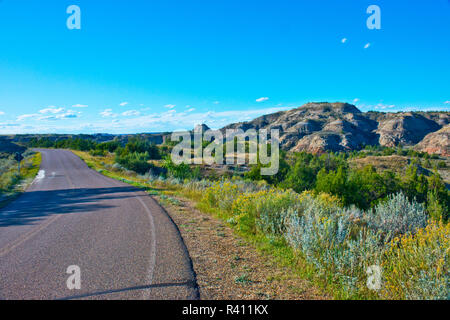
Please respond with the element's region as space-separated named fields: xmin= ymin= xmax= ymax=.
xmin=59 ymin=280 xmax=198 ymax=300
xmin=0 ymin=186 xmax=141 ymax=227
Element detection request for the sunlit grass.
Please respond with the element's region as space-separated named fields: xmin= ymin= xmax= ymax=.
xmin=0 ymin=151 xmax=42 ymax=208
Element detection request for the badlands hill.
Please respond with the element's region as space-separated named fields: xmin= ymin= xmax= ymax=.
xmin=221 ymin=102 xmax=449 ymax=155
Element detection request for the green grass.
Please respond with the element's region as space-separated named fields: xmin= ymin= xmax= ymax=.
xmin=235 ymin=273 xmax=252 ymax=285
xmin=0 ymin=152 xmax=42 ymax=209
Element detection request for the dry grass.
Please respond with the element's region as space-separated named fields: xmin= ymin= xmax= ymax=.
xmin=350 ymin=155 xmax=410 ymax=173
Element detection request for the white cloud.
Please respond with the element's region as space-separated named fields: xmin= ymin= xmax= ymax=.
xmin=39 ymin=106 xmax=64 ymax=114
xmin=119 ymin=102 xmax=129 ymax=107
xmin=165 ymin=104 xmax=176 ymax=109
xmin=72 ymin=104 xmax=88 ymax=108
xmin=341 ymin=38 xmax=347 ymax=44
xmin=100 ymin=109 xmax=117 ymax=118
xmin=256 ymin=97 xmax=269 ymax=102
xmin=374 ymin=103 xmax=396 ymax=110
xmin=122 ymin=110 xmax=140 ymax=116
xmin=213 ymin=101 xmax=220 ymax=105
xmin=364 ymin=43 xmax=371 ymax=49
xmin=187 ymin=108 xmax=196 ymax=112
xmin=353 ymin=98 xmax=360 ymax=103
xmin=445 ymin=101 xmax=450 ymax=104
xmin=39 ymin=110 xmax=80 ymax=121
xmin=17 ymin=114 xmax=38 ymax=121
xmin=16 ymin=107 xmax=80 ymax=122
xmin=0 ymin=111 xmax=4 ymax=116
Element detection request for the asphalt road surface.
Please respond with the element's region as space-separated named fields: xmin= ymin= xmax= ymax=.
xmin=0 ymin=149 xmax=199 ymax=300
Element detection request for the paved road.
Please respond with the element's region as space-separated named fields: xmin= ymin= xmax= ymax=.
xmin=0 ymin=149 xmax=199 ymax=300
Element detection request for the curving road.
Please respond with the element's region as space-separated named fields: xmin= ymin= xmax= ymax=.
xmin=0 ymin=149 xmax=199 ymax=300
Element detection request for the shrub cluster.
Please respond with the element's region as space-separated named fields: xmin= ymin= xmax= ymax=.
xmin=196 ymin=179 xmax=448 ymax=299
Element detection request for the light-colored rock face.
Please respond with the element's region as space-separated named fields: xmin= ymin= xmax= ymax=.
xmin=292 ymin=133 xmax=343 ymax=154
xmin=416 ymin=125 xmax=450 ymax=156
xmin=219 ymin=102 xmax=449 ymax=154
xmin=376 ymin=114 xmax=441 ymax=147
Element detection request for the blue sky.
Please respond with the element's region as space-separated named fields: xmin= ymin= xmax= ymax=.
xmin=0 ymin=0 xmax=449 ymax=134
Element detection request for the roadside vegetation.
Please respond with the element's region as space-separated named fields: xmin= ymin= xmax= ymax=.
xmin=0 ymin=150 xmax=41 ymax=208
xmin=50 ymin=135 xmax=450 ymax=300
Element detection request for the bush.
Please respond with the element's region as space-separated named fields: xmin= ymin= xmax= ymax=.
xmin=123 ymin=138 xmax=161 ymax=159
xmin=382 ymin=220 xmax=449 ymax=300
xmin=202 ymin=181 xmax=240 ymax=213
xmin=89 ymin=149 xmax=107 ymax=157
xmin=162 ymin=157 xmax=196 ymax=180
xmin=230 ymin=189 xmax=301 ymax=235
xmin=284 ymin=198 xmax=383 ymax=296
xmin=365 ymin=193 xmax=428 ymax=242
xmin=115 ymin=152 xmax=154 ymax=175
xmin=96 ymin=140 xmax=121 ymax=153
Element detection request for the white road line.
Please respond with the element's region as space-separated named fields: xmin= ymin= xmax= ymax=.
xmin=136 ymin=196 xmax=157 ymax=300
xmin=33 ymin=170 xmax=45 ymax=183
xmin=104 ymin=175 xmax=157 ymax=300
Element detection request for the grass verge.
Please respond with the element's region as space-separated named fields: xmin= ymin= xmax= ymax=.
xmin=0 ymin=152 xmax=42 ymax=209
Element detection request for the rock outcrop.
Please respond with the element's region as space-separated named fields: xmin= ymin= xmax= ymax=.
xmin=416 ymin=125 xmax=450 ymax=156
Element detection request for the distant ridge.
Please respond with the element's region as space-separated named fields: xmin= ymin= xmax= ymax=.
xmin=221 ymin=102 xmax=450 ymax=154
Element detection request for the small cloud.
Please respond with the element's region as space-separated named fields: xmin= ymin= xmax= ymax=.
xmin=0 ymin=111 xmax=4 ymax=116
xmin=39 ymin=110 xmax=80 ymax=121
xmin=213 ymin=101 xmax=220 ymax=105
xmin=165 ymin=104 xmax=176 ymax=109
xmin=364 ymin=43 xmax=371 ymax=49
xmin=60 ymin=113 xmax=78 ymax=119
xmin=0 ymin=123 xmax=19 ymax=127
xmin=256 ymin=97 xmax=269 ymax=102
xmin=72 ymin=104 xmax=88 ymax=108
xmin=353 ymin=98 xmax=360 ymax=103
xmin=374 ymin=103 xmax=396 ymax=110
xmin=122 ymin=110 xmax=140 ymax=116
xmin=100 ymin=109 xmax=117 ymax=118
xmin=445 ymin=101 xmax=450 ymax=104
xmin=341 ymin=38 xmax=347 ymax=44
xmin=17 ymin=114 xmax=37 ymax=121
xmin=187 ymin=108 xmax=196 ymax=112
xmin=39 ymin=106 xmax=64 ymax=114
xmin=119 ymin=102 xmax=129 ymax=107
